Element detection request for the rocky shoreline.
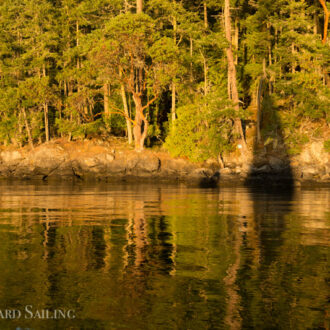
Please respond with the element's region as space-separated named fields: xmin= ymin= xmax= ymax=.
xmin=0 ymin=140 xmax=329 ymax=187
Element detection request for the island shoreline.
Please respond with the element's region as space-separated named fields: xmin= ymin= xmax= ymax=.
xmin=0 ymin=140 xmax=329 ymax=187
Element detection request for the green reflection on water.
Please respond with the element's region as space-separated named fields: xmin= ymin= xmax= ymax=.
xmin=0 ymin=182 xmax=328 ymax=329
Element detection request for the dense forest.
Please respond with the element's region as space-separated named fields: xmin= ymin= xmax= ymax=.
xmin=0 ymin=0 xmax=329 ymax=161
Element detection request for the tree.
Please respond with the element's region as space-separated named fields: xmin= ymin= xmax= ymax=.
xmin=224 ymin=0 xmax=247 ymax=149
xmin=89 ymin=13 xmax=166 ymax=150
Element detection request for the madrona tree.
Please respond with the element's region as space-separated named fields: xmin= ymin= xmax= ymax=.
xmin=89 ymin=12 xmax=173 ymax=151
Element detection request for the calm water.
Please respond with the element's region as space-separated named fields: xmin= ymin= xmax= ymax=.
xmin=0 ymin=181 xmax=328 ymax=329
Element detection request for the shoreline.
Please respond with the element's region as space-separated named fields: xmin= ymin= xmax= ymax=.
xmin=0 ymin=140 xmax=329 ymax=187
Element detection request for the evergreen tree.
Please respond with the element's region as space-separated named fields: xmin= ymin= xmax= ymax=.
xmin=0 ymin=0 xmax=328 ymax=158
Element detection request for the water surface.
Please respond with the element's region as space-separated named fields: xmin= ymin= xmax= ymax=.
xmin=0 ymin=181 xmax=328 ymax=329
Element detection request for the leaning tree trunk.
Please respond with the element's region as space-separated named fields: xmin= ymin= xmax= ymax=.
xmin=22 ymin=107 xmax=34 ymax=149
xmin=224 ymin=0 xmax=246 ymax=149
xmin=133 ymin=0 xmax=149 ymax=151
xmin=121 ymin=83 xmax=133 ymax=145
xmin=318 ymin=0 xmax=329 ymax=44
xmin=132 ymin=94 xmax=148 ymax=151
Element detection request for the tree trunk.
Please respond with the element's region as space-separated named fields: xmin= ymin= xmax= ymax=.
xmin=132 ymin=95 xmax=148 ymax=151
xmin=204 ymin=1 xmax=208 ymax=29
xmin=103 ymin=83 xmax=110 ymax=116
xmin=171 ymin=82 xmax=176 ymax=123
xmin=42 ymin=65 xmax=49 ymax=142
xmin=201 ymin=51 xmax=208 ymax=96
xmin=44 ymin=103 xmax=49 ymax=142
xmin=172 ymin=12 xmax=177 ymax=125
xmin=318 ymin=0 xmax=329 ymax=44
xmin=234 ymin=16 xmax=239 ymax=64
xmin=291 ymin=43 xmax=296 ymax=74
xmin=224 ymin=0 xmax=246 ymax=149
xmin=137 ymin=0 xmax=143 ymax=13
xmin=190 ymin=37 xmax=193 ymax=82
xmin=22 ymin=107 xmax=34 ymax=149
xmin=121 ymin=83 xmax=133 ymax=144
xmin=256 ymin=77 xmax=264 ymax=144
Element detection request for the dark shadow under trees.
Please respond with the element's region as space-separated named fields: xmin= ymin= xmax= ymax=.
xmin=244 ymin=77 xmax=294 ymax=192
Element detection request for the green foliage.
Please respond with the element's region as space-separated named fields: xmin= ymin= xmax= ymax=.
xmin=103 ymin=114 xmax=126 ymax=135
xmin=324 ymin=140 xmax=330 ymax=153
xmin=0 ymin=115 xmax=18 ymax=145
xmin=0 ymin=0 xmax=328 ymax=154
xmin=286 ymin=133 xmax=310 ymax=156
xmin=165 ymin=96 xmax=234 ymax=162
xmin=56 ymin=118 xmax=103 ymax=139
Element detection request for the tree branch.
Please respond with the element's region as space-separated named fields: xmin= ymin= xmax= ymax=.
xmin=142 ymin=94 xmax=158 ymax=111
xmin=318 ymin=0 xmax=329 ymax=44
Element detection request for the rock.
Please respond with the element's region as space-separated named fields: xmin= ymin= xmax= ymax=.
xmin=104 ymin=153 xmax=115 ymax=162
xmin=191 ymin=168 xmax=213 ymax=178
xmin=234 ymin=167 xmax=242 ymax=174
xmin=29 ymin=146 xmax=67 ymax=176
xmin=241 ymin=164 xmax=253 ymax=174
xmin=106 ymin=159 xmax=127 ymax=175
xmin=300 ymin=165 xmax=321 ymax=180
xmin=292 ymin=167 xmax=303 ymax=180
xmin=226 ymin=162 xmax=237 ymax=169
xmin=161 ymin=158 xmax=196 ymax=175
xmin=123 ymin=154 xmax=139 ymax=170
xmin=268 ymin=156 xmax=285 ymax=172
xmin=254 ymin=165 xmax=272 ymax=174
xmin=205 ymin=159 xmax=220 ymax=171
xmin=220 ymin=167 xmax=232 ymax=175
xmin=205 ymin=159 xmax=218 ymax=166
xmin=0 ymin=140 xmax=329 ymax=185
xmin=299 ymin=141 xmax=330 ymax=165
xmin=0 ymin=164 xmax=9 ymax=176
xmin=70 ymin=160 xmax=85 ymax=178
xmin=321 ymin=174 xmax=330 ymax=182
xmin=72 ymin=156 xmax=107 ymax=176
xmin=0 ymin=151 xmax=23 ymax=165
xmin=325 ymin=163 xmax=330 ymax=174
xmin=135 ymin=155 xmax=160 ymax=173
xmin=82 ymin=157 xmax=99 ymax=167
xmin=294 ymin=180 xmax=302 ymax=187
xmin=48 ymin=161 xmax=74 ymax=178
xmin=113 ymin=153 xmax=160 ymax=174
xmin=189 ymin=168 xmax=219 ymax=185
xmin=70 ymin=152 xmax=115 ymax=177
xmin=302 ymin=166 xmax=317 ymax=176
xmin=253 ymin=157 xmax=268 ymax=168
xmin=13 ymin=159 xmax=35 ymax=177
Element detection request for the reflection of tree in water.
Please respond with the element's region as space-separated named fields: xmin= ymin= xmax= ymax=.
xmin=236 ymin=186 xmax=329 ymax=329
xmin=124 ymin=199 xmax=175 ymax=275
xmin=0 ymin=183 xmax=328 ymax=328
xmin=132 ymin=200 xmax=149 ymax=269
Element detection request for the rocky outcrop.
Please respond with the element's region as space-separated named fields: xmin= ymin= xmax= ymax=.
xmin=218 ymin=141 xmax=330 ymax=186
xmin=0 ymin=140 xmax=329 ymax=186
xmin=0 ymin=142 xmax=219 ymax=185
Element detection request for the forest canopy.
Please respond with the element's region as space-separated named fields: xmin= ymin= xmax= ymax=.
xmin=0 ymin=0 xmax=329 ymax=160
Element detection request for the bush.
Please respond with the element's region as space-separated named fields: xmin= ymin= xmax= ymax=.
xmin=56 ymin=118 xmax=104 ymax=139
xmin=165 ymin=99 xmax=234 ymax=162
